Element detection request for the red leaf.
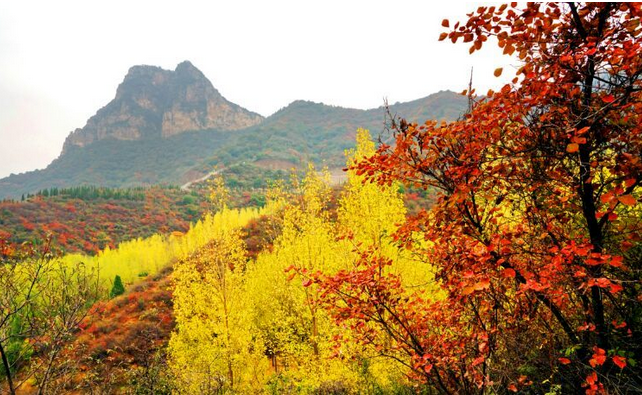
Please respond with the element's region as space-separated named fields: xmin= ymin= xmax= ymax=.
xmin=612 ymin=320 xmax=627 ymax=329
xmin=613 ymin=355 xmax=627 ymax=369
xmin=494 ymin=67 xmax=503 ymax=77
xmin=576 ymin=126 xmax=591 ymax=135
xmin=442 ymin=19 xmax=450 ymax=28
xmin=586 ymin=371 xmax=598 ymax=385
xmin=464 ymin=278 xmax=491 ymax=296
xmin=618 ymin=194 xmax=637 ymax=206
xmin=558 ymin=357 xmax=571 ymax=365
xmin=472 ymin=355 xmax=485 ymax=366
xmin=589 ymin=347 xmax=607 ymax=367
xmin=571 ymin=136 xmax=586 ymax=144
xmin=501 ymin=268 xmax=516 ymax=278
xmin=624 ymin=178 xmax=637 ymax=188
xmin=302 ymin=278 xmax=313 ymax=287
xmin=602 ymin=94 xmax=615 ymax=103
xmin=600 ymin=192 xmax=614 ymax=203
xmin=462 ymin=286 xmax=476 ymax=295
xmin=566 ymin=143 xmax=579 ymax=153
xmin=476 ymin=278 xmax=491 ymax=290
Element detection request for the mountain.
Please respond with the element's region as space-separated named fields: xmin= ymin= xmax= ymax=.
xmin=208 ymin=91 xmax=466 ymax=170
xmin=62 ymin=60 xmax=262 ymax=154
xmin=0 ymin=62 xmax=467 ymax=199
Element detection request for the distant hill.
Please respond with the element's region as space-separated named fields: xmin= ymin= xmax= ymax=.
xmin=208 ymin=91 xmax=467 ymax=170
xmin=1 ymin=130 xmax=232 ymax=195
xmin=0 ymin=61 xmax=467 ymax=199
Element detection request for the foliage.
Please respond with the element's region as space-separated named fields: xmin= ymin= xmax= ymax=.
xmin=220 ymin=163 xmax=290 ymax=191
xmin=340 ymin=3 xmax=642 ymax=393
xmin=0 ymin=186 xmax=209 ymax=254
xmin=32 ymin=185 xmax=146 ymax=201
xmin=128 ymin=349 xmax=174 ymax=395
xmin=58 ymin=266 xmax=176 ymax=393
xmin=58 ymin=203 xmax=265 ymax=296
xmin=168 ymin=130 xmax=438 ymax=393
xmin=0 ymin=235 xmax=101 ymax=394
xmin=8 ymin=6 xmax=642 ymax=393
xmin=169 ymin=223 xmax=263 ymax=394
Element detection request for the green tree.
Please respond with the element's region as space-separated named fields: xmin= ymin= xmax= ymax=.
xmin=109 ymin=275 xmax=125 ymax=299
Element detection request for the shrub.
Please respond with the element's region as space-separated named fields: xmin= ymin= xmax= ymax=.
xmin=109 ymin=275 xmax=125 ymax=299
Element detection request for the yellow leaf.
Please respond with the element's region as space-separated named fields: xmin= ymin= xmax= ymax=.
xmin=566 ymin=143 xmax=579 ymax=153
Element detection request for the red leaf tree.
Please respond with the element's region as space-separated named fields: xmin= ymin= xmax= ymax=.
xmin=316 ymin=3 xmax=642 ymax=393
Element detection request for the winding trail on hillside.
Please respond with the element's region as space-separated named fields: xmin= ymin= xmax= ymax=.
xmin=180 ymin=169 xmax=222 ymax=191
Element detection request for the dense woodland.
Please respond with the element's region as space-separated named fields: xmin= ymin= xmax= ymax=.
xmin=1 ymin=2 xmax=642 ymax=394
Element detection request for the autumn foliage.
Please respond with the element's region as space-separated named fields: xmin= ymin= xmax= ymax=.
xmin=0 ymin=187 xmax=206 ymax=254
xmin=3 ymin=3 xmax=642 ymax=394
xmin=322 ymin=3 xmax=642 ymax=393
xmin=55 ymin=267 xmax=175 ymax=392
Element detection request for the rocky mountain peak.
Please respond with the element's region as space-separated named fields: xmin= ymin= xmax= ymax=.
xmin=62 ymin=61 xmax=263 ymax=154
xmin=174 ymin=60 xmax=203 ymax=77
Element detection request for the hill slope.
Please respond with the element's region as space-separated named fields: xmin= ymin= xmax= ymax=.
xmin=209 ymin=91 xmax=466 ymax=169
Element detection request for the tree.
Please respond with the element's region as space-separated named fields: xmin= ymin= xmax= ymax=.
xmin=109 ymin=275 xmax=125 ymax=299
xmin=337 ymin=129 xmax=407 ymax=249
xmin=169 ymin=185 xmax=268 ymax=394
xmin=249 ymin=166 xmax=342 ymax=378
xmin=30 ymin=259 xmax=100 ymax=394
xmin=319 ymin=3 xmax=642 ymax=393
xmin=169 ymin=224 xmax=262 ymax=394
xmin=0 ymin=236 xmax=47 ymax=395
xmin=0 ymin=235 xmax=100 ymax=394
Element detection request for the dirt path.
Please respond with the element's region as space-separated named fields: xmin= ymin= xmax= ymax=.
xmin=180 ymin=169 xmax=221 ymax=191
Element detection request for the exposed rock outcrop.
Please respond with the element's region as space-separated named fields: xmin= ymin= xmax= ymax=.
xmin=62 ymin=61 xmax=263 ymax=154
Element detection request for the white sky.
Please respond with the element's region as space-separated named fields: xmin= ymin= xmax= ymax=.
xmin=0 ymin=1 xmax=516 ymax=178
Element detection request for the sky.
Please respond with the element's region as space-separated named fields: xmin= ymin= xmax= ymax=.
xmin=0 ymin=1 xmax=516 ymax=178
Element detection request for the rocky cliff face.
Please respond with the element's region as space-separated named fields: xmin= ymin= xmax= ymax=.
xmin=62 ymin=61 xmax=263 ymax=153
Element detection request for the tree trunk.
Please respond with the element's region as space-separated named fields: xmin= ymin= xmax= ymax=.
xmin=0 ymin=341 xmax=16 ymax=395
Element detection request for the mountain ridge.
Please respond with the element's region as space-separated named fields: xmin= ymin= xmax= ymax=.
xmin=0 ymin=62 xmax=467 ymax=199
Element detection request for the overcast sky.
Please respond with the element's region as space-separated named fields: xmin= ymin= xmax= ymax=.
xmin=0 ymin=1 xmax=516 ymax=178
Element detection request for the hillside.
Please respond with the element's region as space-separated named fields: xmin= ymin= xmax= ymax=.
xmin=208 ymin=91 xmax=467 ymax=169
xmin=1 ymin=129 xmax=232 ymax=196
xmin=0 ymin=163 xmax=432 ymax=257
xmin=0 ymin=60 xmax=467 ymax=199
xmin=0 ymin=186 xmax=208 ymax=254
